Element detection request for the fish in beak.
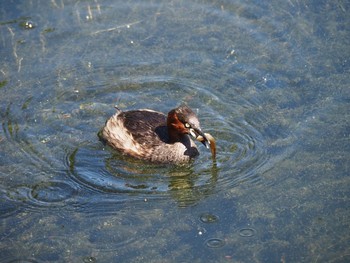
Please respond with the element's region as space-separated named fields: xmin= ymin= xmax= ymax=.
xmin=189 ymin=128 xmax=216 ymax=160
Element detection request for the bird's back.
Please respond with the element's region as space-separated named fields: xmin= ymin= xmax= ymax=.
xmin=101 ymin=109 xmax=199 ymax=163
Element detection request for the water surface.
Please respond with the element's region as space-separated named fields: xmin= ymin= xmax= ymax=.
xmin=0 ymin=0 xmax=349 ymax=262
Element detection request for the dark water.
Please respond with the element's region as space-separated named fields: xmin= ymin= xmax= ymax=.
xmin=1 ymin=0 xmax=349 ymax=262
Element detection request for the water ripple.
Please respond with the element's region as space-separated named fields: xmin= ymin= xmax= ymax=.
xmin=0 ymin=0 xmax=298 ymax=211
xmin=0 ymin=191 xmax=19 ymax=219
xmin=66 ymin=145 xmax=219 ymax=207
xmin=59 ymin=74 xmax=277 ymax=208
xmin=6 ymin=180 xmax=78 ymax=211
xmin=30 ymin=180 xmax=78 ymax=204
xmin=0 ymin=63 xmax=291 ymax=211
xmin=5 ymin=259 xmax=39 ymax=263
xmin=117 ymin=76 xmax=270 ymax=183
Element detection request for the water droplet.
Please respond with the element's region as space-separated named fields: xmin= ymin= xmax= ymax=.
xmin=25 ymin=21 xmax=35 ymax=29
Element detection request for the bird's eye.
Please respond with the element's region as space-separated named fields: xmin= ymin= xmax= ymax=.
xmin=185 ymin=123 xmax=191 ymax=128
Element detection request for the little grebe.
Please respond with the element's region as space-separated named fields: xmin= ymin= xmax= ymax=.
xmin=100 ymin=105 xmax=214 ymax=163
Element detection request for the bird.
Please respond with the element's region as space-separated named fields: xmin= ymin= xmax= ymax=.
xmin=100 ymin=105 xmax=215 ymax=163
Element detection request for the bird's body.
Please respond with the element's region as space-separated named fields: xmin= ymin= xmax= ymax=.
xmin=100 ymin=105 xmax=211 ymax=164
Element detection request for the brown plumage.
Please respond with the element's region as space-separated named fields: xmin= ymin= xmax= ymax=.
xmin=100 ymin=105 xmax=211 ymax=163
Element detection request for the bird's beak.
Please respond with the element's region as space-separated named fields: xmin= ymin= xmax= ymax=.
xmin=189 ymin=128 xmax=210 ymax=149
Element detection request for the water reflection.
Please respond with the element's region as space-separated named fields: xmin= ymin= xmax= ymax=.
xmin=68 ymin=145 xmax=219 ymax=207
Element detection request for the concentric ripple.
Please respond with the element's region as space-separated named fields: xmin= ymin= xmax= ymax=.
xmin=118 ymin=77 xmax=270 ymax=181
xmin=0 ymin=0 xmax=295 ymax=210
xmin=67 ymin=144 xmax=219 ymax=207
xmin=59 ymin=74 xmax=273 ymax=207
xmin=0 ymin=67 xmax=276 ymax=210
xmin=30 ymin=180 xmax=78 ymax=204
xmin=6 ymin=180 xmax=78 ymax=211
xmin=205 ymin=238 xmax=226 ymax=248
xmin=239 ymin=227 xmax=256 ymax=237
